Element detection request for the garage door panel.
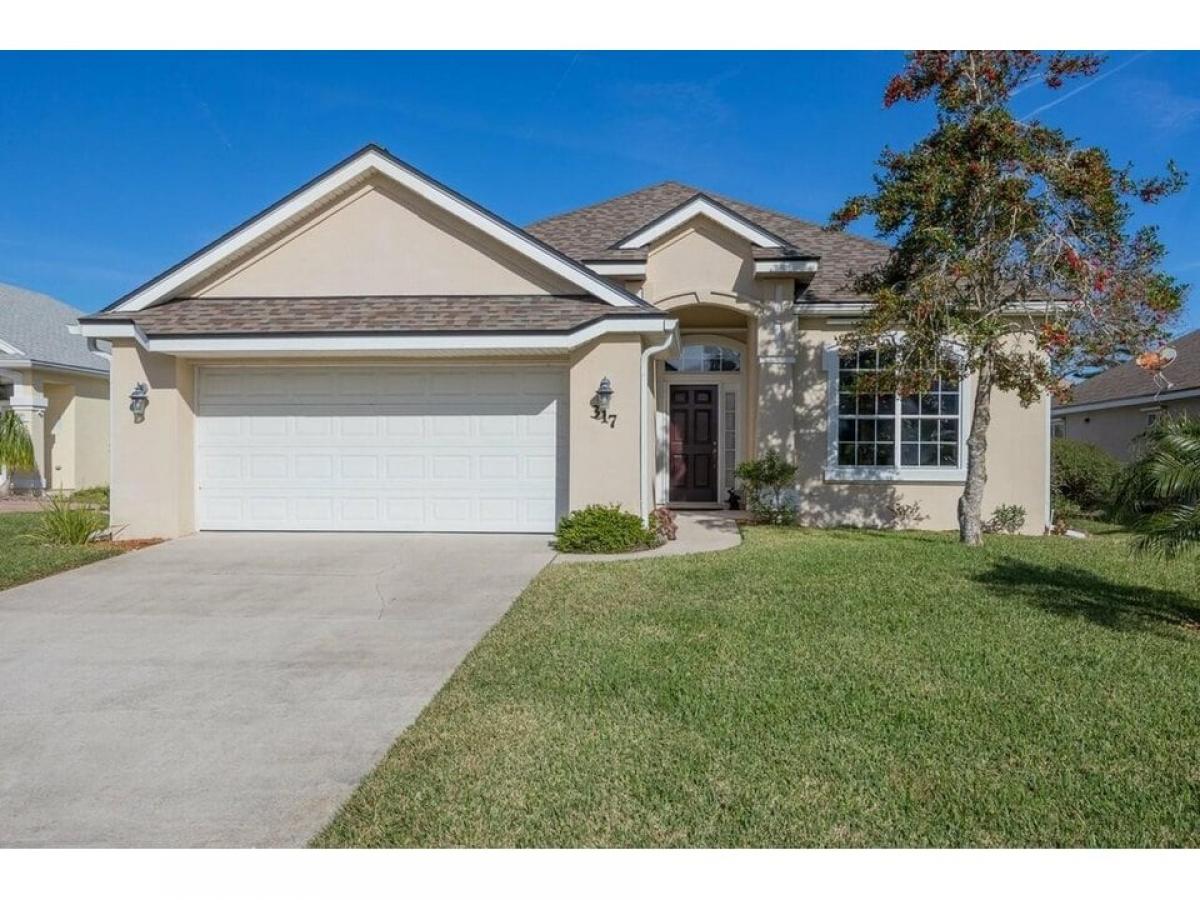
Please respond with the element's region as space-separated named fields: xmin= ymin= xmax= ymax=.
xmin=196 ymin=366 xmax=566 ymax=533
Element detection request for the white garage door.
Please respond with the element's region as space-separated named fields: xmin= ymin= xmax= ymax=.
xmin=195 ymin=365 xmax=567 ymax=532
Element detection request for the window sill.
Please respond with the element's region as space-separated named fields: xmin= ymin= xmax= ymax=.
xmin=823 ymin=466 xmax=967 ymax=485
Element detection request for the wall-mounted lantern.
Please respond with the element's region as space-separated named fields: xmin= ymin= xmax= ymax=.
xmin=591 ymin=376 xmax=614 ymax=423
xmin=129 ymin=382 xmax=149 ymax=423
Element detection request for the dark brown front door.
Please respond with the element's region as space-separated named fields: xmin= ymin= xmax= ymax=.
xmin=669 ymin=385 xmax=718 ymax=503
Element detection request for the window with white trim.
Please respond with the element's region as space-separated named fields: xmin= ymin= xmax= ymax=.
xmin=665 ymin=344 xmax=741 ymax=373
xmin=723 ymin=390 xmax=737 ymax=489
xmin=836 ymin=349 xmax=962 ymax=469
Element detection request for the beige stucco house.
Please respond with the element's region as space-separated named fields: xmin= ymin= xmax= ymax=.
xmin=1054 ymin=328 xmax=1200 ymax=461
xmin=1 ymin=283 xmax=111 ymax=493
xmin=79 ymin=145 xmax=1049 ymax=539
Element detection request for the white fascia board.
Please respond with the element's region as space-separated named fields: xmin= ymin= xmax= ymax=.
xmin=84 ymin=317 xmax=673 ymax=357
xmin=755 ymin=259 xmax=819 ymax=276
xmin=617 ymin=197 xmax=784 ymax=250
xmin=111 ymin=149 xmax=642 ymax=313
xmin=587 ymin=258 xmax=820 ymax=278
xmin=0 ymin=337 xmax=23 ymax=355
xmin=78 ymin=322 xmax=150 ymax=347
xmin=795 ymin=300 xmax=1076 ymax=317
xmin=586 ymin=262 xmax=646 ymax=276
xmin=1055 ymin=386 xmax=1200 ymax=416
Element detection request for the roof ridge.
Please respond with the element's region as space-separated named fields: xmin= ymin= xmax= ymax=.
xmin=702 ymin=189 xmax=890 ymax=252
xmin=526 ymin=181 xmax=694 ymax=229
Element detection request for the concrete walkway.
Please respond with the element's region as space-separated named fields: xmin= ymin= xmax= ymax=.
xmin=553 ymin=510 xmax=744 ymax=564
xmin=0 ymin=532 xmax=554 ymax=847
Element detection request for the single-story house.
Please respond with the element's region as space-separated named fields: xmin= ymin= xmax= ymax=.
xmin=1 ymin=282 xmax=110 ymax=492
xmin=79 ymin=145 xmax=1049 ymax=539
xmin=1054 ymin=328 xmax=1200 ymax=460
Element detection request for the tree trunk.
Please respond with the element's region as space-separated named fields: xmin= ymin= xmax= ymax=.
xmin=958 ymin=358 xmax=995 ymax=546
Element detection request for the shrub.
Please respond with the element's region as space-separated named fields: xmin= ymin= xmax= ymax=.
xmin=555 ymin=504 xmax=658 ymax=554
xmin=885 ymin=499 xmax=925 ymax=530
xmin=1108 ymin=415 xmax=1200 ymax=558
xmin=1052 ymin=495 xmax=1082 ymax=521
xmin=649 ymin=507 xmax=678 ymax=542
xmin=1051 ymin=438 xmax=1120 ymax=512
xmin=72 ymin=485 xmax=110 ymax=509
xmin=985 ymin=504 xmax=1027 ymax=534
xmin=25 ymin=494 xmax=108 ymax=545
xmin=735 ymin=451 xmax=798 ymax=525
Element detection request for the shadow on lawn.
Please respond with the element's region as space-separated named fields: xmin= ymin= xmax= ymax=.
xmin=976 ymin=557 xmax=1200 ymax=636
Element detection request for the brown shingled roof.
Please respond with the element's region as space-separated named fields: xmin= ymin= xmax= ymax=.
xmin=85 ymin=295 xmax=660 ymax=337
xmin=1056 ymin=328 xmax=1200 ymax=409
xmin=526 ymin=181 xmax=891 ymax=302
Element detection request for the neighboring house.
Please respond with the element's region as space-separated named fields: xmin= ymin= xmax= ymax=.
xmin=0 ymin=282 xmax=111 ymax=492
xmin=79 ymin=145 xmax=1049 ymax=539
xmin=1053 ymin=328 xmax=1200 ymax=461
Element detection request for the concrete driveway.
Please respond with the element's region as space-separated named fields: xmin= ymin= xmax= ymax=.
xmin=0 ymin=532 xmax=555 ymax=847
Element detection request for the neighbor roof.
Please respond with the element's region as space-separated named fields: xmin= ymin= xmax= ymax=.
xmin=525 ymin=181 xmax=890 ymax=302
xmin=1056 ymin=328 xmax=1200 ymax=410
xmin=83 ymin=295 xmax=659 ymax=337
xmin=0 ymin=282 xmax=109 ymax=373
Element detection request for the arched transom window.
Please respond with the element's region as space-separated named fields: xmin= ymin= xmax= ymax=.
xmin=665 ymin=344 xmax=742 ymax=373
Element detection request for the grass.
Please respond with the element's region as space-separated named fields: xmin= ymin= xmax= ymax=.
xmin=315 ymin=526 xmax=1200 ymax=848
xmin=0 ymin=511 xmax=125 ymax=591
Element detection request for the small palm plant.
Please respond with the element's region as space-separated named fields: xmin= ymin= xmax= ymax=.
xmin=25 ymin=494 xmax=108 ymax=545
xmin=0 ymin=408 xmax=36 ymax=491
xmin=1109 ymin=415 xmax=1200 ymax=559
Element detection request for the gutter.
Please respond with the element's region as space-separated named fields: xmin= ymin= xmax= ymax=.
xmin=639 ymin=320 xmax=680 ymax=518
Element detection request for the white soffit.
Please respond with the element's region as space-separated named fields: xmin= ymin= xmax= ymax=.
xmin=108 ymin=146 xmax=644 ymax=313
xmin=616 ymin=195 xmax=785 ymax=250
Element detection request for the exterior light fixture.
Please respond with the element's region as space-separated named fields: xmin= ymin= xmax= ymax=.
xmin=129 ymin=382 xmax=149 ymax=423
xmin=591 ymin=376 xmax=614 ymax=422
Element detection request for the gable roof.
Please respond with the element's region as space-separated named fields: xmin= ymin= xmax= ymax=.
xmin=614 ymin=193 xmax=791 ymax=250
xmin=1056 ymin=328 xmax=1200 ymax=411
xmin=526 ymin=181 xmax=891 ymax=302
xmin=103 ymin=144 xmax=652 ymax=315
xmin=0 ymin=282 xmax=109 ymax=374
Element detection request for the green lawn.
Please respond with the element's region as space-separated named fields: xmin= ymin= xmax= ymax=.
xmin=314 ymin=526 xmax=1200 ymax=848
xmin=0 ymin=512 xmax=125 ymax=591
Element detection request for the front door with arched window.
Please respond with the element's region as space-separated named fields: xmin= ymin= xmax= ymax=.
xmin=663 ymin=341 xmax=743 ymax=505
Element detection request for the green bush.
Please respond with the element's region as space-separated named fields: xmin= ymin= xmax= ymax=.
xmin=735 ymin=451 xmax=798 ymax=525
xmin=71 ymin=485 xmax=110 ymax=509
xmin=985 ymin=504 xmax=1027 ymax=534
xmin=555 ymin=504 xmax=658 ymax=554
xmin=25 ymin=495 xmax=108 ymax=545
xmin=1051 ymin=438 xmax=1121 ymax=512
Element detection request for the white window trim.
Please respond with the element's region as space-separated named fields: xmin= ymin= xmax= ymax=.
xmin=821 ymin=343 xmax=970 ymax=485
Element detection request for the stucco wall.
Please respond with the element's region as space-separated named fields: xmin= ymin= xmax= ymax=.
xmin=568 ymin=335 xmax=644 ymax=515
xmin=1057 ymin=396 xmax=1200 ymax=461
xmin=642 ymin=219 xmax=757 ymax=304
xmin=109 ymin=341 xmax=195 ymax=539
xmin=794 ymin=324 xmax=1050 ymax=534
xmin=195 ymin=178 xmax=576 ymax=298
xmin=107 ymin=345 xmax=649 ymax=537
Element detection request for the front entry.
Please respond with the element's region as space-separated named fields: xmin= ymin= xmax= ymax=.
xmin=669 ymin=385 xmax=719 ymax=503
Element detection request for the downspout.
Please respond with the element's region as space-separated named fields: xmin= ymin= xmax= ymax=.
xmin=640 ymin=319 xmax=679 ymax=518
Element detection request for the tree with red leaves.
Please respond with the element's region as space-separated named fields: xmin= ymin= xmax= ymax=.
xmin=828 ymin=51 xmax=1187 ymax=545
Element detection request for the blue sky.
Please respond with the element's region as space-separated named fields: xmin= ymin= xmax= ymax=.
xmin=1 ymin=51 xmax=1197 ymax=330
